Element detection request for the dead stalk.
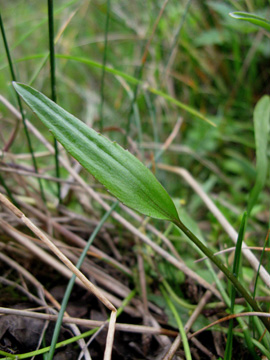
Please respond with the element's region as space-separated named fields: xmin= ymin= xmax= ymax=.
xmin=0 ymin=192 xmax=117 ymax=358
xmin=103 ymin=311 xmax=117 ymax=360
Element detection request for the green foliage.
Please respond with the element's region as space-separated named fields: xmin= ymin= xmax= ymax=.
xmin=1 ymin=0 xmax=270 ymax=357
xmin=224 ymin=213 xmax=248 ymax=360
xmin=13 ymin=82 xmax=180 ymax=222
xmin=230 ymin=11 xmax=270 ymax=32
xmin=247 ymin=95 xmax=270 ymax=215
xmin=14 ymin=80 xmax=270 ymax=334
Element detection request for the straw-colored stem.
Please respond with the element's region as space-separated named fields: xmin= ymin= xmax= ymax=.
xmin=0 ymin=193 xmax=116 ymax=312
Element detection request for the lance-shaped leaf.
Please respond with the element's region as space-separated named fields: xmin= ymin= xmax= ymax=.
xmin=247 ymin=95 xmax=270 ymax=215
xmin=13 ymin=82 xmax=179 ymax=222
xmin=229 ymin=12 xmax=270 ymax=32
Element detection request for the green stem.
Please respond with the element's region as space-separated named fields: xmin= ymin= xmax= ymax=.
xmin=173 ymin=218 xmax=270 ymax=333
xmin=48 ymin=0 xmax=61 ymax=202
xmin=99 ymin=0 xmax=110 ymax=132
xmin=48 ymin=202 xmax=118 ymax=359
xmin=0 ymin=173 xmax=19 ymax=208
xmin=0 ymin=13 xmax=46 ymax=204
xmin=7 ymin=53 xmax=214 ymax=126
xmin=161 ymin=285 xmax=192 ymax=360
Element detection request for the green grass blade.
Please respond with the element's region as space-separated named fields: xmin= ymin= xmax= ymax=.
xmin=99 ymin=0 xmax=111 ymax=132
xmin=252 ymin=227 xmax=270 ymax=348
xmin=124 ymin=59 xmax=144 ymax=146
xmin=211 ymin=328 xmax=270 ymax=359
xmin=162 ymin=279 xmax=195 ymax=310
xmin=224 ymin=213 xmax=249 ymax=360
xmin=48 ymin=202 xmax=118 ymax=360
xmin=144 ymin=91 xmax=159 ymax=152
xmin=163 ymin=0 xmax=192 ymax=73
xmin=229 ymin=12 xmax=270 ymax=32
xmin=247 ymin=95 xmax=270 ymax=215
xmin=7 ymin=53 xmax=216 ymax=126
xmin=0 ymin=0 xmax=78 ymax=59
xmin=13 ymin=82 xmax=179 ymax=222
xmin=0 ymin=289 xmax=137 ymax=360
xmin=0 ymin=173 xmax=19 ymax=208
xmin=161 ymin=285 xmax=192 ymax=360
xmin=55 ymin=54 xmax=215 ymax=126
xmin=117 ymin=77 xmax=143 ymax=147
xmin=0 ymin=329 xmax=98 ymax=359
xmin=47 ymin=0 xmax=61 ymax=202
xmin=0 ymin=14 xmax=46 ymax=204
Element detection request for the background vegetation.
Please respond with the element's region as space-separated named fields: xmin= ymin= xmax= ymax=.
xmin=0 ymin=0 xmax=270 ymax=359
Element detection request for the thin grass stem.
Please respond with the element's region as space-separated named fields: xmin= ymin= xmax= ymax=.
xmin=6 ymin=53 xmax=215 ymax=126
xmin=125 ymin=0 xmax=170 ymax=145
xmin=163 ymin=0 xmax=192 ymax=77
xmin=99 ymin=0 xmax=111 ymax=132
xmin=47 ymin=202 xmax=118 ymax=359
xmin=224 ymin=213 xmax=256 ymax=359
xmin=0 ymin=13 xmax=46 ymax=203
xmin=0 ymin=173 xmax=19 ymax=208
xmin=47 ymin=0 xmax=61 ymax=202
xmin=161 ymin=285 xmax=192 ymax=360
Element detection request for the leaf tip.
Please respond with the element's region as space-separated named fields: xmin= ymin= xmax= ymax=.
xmin=12 ymin=81 xmax=24 ymax=93
xmin=229 ymin=12 xmax=237 ymax=18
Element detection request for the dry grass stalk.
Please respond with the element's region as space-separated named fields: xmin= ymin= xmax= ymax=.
xmin=0 ymin=307 xmax=178 ymax=337
xmin=0 ymin=253 xmax=91 ymax=358
xmin=103 ymin=310 xmax=117 ymax=360
xmin=158 ymin=163 xmax=270 ymax=288
xmin=21 ymin=200 xmax=132 ymax=276
xmin=0 ymin=192 xmax=117 ymax=359
xmin=0 ymin=199 xmax=118 ymax=313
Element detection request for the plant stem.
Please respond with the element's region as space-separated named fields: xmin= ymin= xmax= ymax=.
xmin=99 ymin=0 xmax=110 ymax=133
xmin=0 ymin=13 xmax=46 ymax=204
xmin=161 ymin=285 xmax=192 ymax=360
xmin=48 ymin=0 xmax=61 ymax=202
xmin=47 ymin=202 xmax=118 ymax=360
xmin=173 ymin=218 xmax=270 ymax=333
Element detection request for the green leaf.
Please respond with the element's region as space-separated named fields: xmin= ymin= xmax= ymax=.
xmin=247 ymin=95 xmax=270 ymax=215
xmin=13 ymin=82 xmax=179 ymax=222
xmin=229 ymin=12 xmax=270 ymax=32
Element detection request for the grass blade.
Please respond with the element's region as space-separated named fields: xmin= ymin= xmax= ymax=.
xmin=229 ymin=12 xmax=270 ymax=32
xmin=224 ymin=213 xmax=251 ymax=360
xmin=99 ymin=0 xmax=111 ymax=132
xmin=7 ymin=53 xmax=216 ymax=126
xmin=0 ymin=173 xmax=19 ymax=208
xmin=55 ymin=54 xmax=215 ymax=126
xmin=125 ymin=0 xmax=170 ymax=143
xmin=247 ymin=95 xmax=270 ymax=215
xmin=161 ymin=285 xmax=192 ymax=360
xmin=47 ymin=0 xmax=61 ymax=202
xmin=48 ymin=202 xmax=118 ymax=360
xmin=0 ymin=14 xmax=46 ymax=203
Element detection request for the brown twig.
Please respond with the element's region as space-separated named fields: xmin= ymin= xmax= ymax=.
xmin=0 ymin=307 xmax=178 ymax=337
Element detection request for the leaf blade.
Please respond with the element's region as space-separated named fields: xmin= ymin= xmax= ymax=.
xmin=229 ymin=12 xmax=270 ymax=32
xmin=247 ymin=95 xmax=270 ymax=215
xmin=13 ymin=82 xmax=179 ymax=222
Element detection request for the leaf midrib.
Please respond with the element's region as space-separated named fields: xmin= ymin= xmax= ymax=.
xmin=31 ymin=94 xmax=177 ymax=221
